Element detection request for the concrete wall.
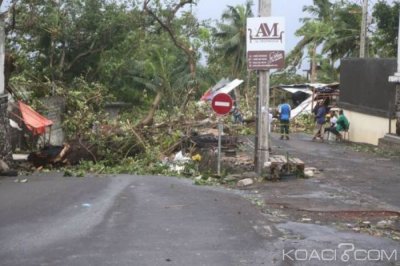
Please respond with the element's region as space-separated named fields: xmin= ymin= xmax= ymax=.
xmin=0 ymin=95 xmax=11 ymax=159
xmin=340 ymin=58 xmax=396 ymax=118
xmin=41 ymin=96 xmax=65 ymax=146
xmin=343 ymin=109 xmax=396 ymax=145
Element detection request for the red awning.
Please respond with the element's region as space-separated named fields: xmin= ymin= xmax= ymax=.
xmin=18 ymin=101 xmax=53 ymax=135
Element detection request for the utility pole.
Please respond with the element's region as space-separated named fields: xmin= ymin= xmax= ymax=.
xmin=255 ymin=0 xmax=271 ymax=174
xmin=360 ymin=0 xmax=368 ymax=58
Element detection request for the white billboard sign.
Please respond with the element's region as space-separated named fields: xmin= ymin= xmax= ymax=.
xmin=246 ymin=17 xmax=285 ymax=70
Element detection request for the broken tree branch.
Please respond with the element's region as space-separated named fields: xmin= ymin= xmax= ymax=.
xmin=143 ymin=0 xmax=198 ymax=112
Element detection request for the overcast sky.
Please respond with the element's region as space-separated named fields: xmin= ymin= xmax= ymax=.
xmin=194 ymin=0 xmax=314 ymax=53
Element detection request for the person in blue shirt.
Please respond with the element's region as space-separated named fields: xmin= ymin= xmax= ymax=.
xmin=278 ymin=98 xmax=291 ymax=140
xmin=312 ymin=100 xmax=328 ymax=141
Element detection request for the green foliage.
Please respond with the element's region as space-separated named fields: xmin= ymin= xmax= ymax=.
xmin=372 ymin=1 xmax=400 ymax=57
xmin=69 ymin=155 xmax=170 ymax=176
xmin=209 ymin=0 xmax=254 ymax=80
xmin=288 ymin=0 xmax=361 ymax=82
xmin=271 ymin=70 xmax=308 ymax=86
xmin=9 ymin=0 xmax=136 ymax=84
xmin=293 ymin=114 xmax=315 ymax=134
xmin=62 ymin=77 xmax=113 ymax=138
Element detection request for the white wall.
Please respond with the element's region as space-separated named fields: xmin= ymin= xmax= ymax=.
xmin=343 ymin=109 xmax=397 ymax=145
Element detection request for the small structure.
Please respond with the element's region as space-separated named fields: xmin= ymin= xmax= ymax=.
xmin=340 ymin=58 xmax=397 ymax=145
xmin=10 ymin=101 xmax=53 ymax=149
xmin=270 ymin=83 xmax=340 ymax=118
xmin=268 ymin=155 xmax=305 ymax=180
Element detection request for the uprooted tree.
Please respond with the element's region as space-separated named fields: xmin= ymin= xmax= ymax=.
xmin=143 ymin=0 xmax=199 ymax=114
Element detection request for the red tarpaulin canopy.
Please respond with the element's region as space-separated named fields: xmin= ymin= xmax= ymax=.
xmin=18 ymin=101 xmax=53 ymax=135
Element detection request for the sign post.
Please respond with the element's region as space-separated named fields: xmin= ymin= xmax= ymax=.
xmin=247 ymin=12 xmax=285 ymax=174
xmin=211 ymin=93 xmax=233 ymax=175
xmin=217 ymin=121 xmax=223 ymax=175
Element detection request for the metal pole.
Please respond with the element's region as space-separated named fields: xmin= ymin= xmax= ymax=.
xmin=396 ymin=84 xmax=400 ymax=135
xmin=256 ymin=0 xmax=271 ymax=174
xmin=217 ymin=119 xmax=222 ymax=175
xmin=389 ymin=101 xmax=392 ymax=135
xmin=360 ymin=0 xmax=368 ymax=58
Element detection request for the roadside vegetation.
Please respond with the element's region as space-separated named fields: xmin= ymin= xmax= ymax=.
xmin=3 ymin=0 xmax=400 ymax=177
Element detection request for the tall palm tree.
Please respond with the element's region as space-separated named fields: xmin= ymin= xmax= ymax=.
xmin=287 ymin=0 xmax=334 ymax=81
xmin=295 ymin=20 xmax=333 ymax=82
xmin=288 ymin=0 xmax=360 ymax=82
xmin=214 ymin=0 xmax=253 ymax=78
xmin=213 ymin=0 xmax=253 ymax=103
xmin=322 ymin=2 xmax=361 ymax=62
xmin=130 ymin=43 xmax=188 ymax=126
xmin=302 ymin=0 xmax=333 ymax=23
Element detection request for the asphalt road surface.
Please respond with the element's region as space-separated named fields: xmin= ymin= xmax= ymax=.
xmin=1 ymin=173 xmax=399 ymax=266
xmin=0 ymin=174 xmax=278 ymax=266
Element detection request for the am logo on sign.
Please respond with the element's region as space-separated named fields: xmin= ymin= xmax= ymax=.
xmin=248 ymin=22 xmax=284 ymax=43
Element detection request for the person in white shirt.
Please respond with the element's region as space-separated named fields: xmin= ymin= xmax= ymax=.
xmin=326 ymin=110 xmax=337 ymax=140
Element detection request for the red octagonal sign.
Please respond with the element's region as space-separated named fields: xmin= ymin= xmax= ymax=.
xmin=211 ymin=93 xmax=233 ymax=115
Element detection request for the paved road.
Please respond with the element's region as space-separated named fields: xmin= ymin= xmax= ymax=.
xmin=0 ymin=174 xmax=278 ymax=266
xmin=1 ymin=173 xmax=399 ymax=266
xmin=270 ymin=132 xmax=400 ymax=210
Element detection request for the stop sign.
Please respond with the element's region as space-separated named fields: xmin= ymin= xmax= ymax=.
xmin=211 ymin=93 xmax=233 ymax=115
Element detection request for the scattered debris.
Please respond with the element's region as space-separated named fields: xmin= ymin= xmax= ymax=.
xmin=0 ymin=159 xmax=18 ymax=177
xmin=237 ymin=178 xmax=254 ymax=187
xmin=173 ymin=151 xmax=190 ymax=163
xmin=0 ymin=159 xmax=10 ymax=172
xmin=194 ymin=175 xmax=203 ymax=181
xmin=268 ymin=155 xmax=305 ymax=179
xmin=241 ymin=172 xmax=259 ymax=179
xmin=223 ymin=174 xmax=241 ymax=182
xmin=28 ymin=144 xmax=71 ymax=168
xmin=304 ymin=167 xmax=320 ymax=178
xmin=360 ymin=220 xmax=371 ymax=228
xmin=169 ymin=165 xmax=185 ymax=174
xmin=12 ymin=154 xmax=29 ymax=161
xmin=304 ymin=169 xmax=314 ymax=178
xmin=376 ymin=220 xmax=393 ymax=229
xmin=224 ymin=149 xmax=236 ymax=157
xmin=13 ymin=178 xmax=28 ymax=183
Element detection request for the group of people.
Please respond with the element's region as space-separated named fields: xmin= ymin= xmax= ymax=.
xmin=276 ymin=98 xmax=350 ymax=142
xmin=312 ymin=100 xmax=350 ymax=142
